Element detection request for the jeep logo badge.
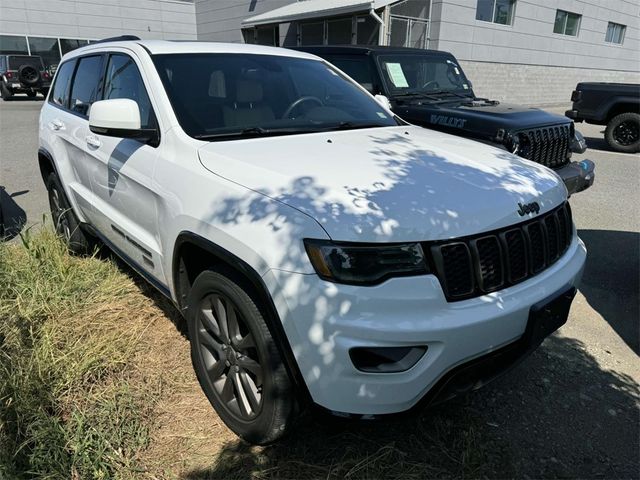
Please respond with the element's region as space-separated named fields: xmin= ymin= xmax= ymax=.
xmin=517 ymin=201 xmax=540 ymax=216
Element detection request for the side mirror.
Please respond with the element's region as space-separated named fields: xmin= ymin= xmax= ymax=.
xmin=89 ymin=99 xmax=158 ymax=146
xmin=374 ymin=94 xmax=392 ymax=111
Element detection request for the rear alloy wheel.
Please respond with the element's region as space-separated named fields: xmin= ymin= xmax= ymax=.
xmin=187 ymin=270 xmax=296 ymax=444
xmin=46 ymin=172 xmax=95 ymax=254
xmin=605 ymin=112 xmax=640 ymax=153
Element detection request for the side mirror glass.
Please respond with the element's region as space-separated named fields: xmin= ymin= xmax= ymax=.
xmin=89 ymin=98 xmax=157 ymax=145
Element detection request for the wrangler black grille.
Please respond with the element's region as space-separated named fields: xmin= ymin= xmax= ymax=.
xmin=429 ymin=203 xmax=573 ymax=301
xmin=517 ymin=125 xmax=571 ymax=169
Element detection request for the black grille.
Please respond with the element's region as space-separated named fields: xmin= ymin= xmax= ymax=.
xmin=429 ymin=203 xmax=573 ymax=301
xmin=517 ymin=125 xmax=571 ymax=169
xmin=433 ymin=243 xmax=474 ymax=297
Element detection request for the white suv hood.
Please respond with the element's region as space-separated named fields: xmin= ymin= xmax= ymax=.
xmin=198 ymin=126 xmax=566 ymax=242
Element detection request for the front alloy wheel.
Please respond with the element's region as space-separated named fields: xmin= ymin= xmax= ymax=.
xmin=187 ymin=270 xmax=296 ymax=444
xmin=49 ymin=185 xmax=72 ymax=242
xmin=196 ymin=293 xmax=264 ymax=420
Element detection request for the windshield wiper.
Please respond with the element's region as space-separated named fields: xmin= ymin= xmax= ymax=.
xmin=427 ymin=90 xmax=473 ymax=99
xmin=322 ymin=121 xmax=387 ymax=131
xmin=194 ymin=122 xmax=390 ymax=141
xmin=394 ymin=92 xmax=441 ymax=101
xmin=194 ymin=126 xmax=317 ymax=141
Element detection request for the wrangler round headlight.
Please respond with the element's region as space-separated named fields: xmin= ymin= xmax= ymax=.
xmin=304 ymin=239 xmax=429 ymax=286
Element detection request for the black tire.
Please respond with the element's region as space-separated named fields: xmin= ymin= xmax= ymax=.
xmin=46 ymin=172 xmax=94 ymax=254
xmin=0 ymin=82 xmax=13 ymax=101
xmin=605 ymin=112 xmax=640 ymax=153
xmin=186 ymin=270 xmax=296 ymax=444
xmin=26 ymin=90 xmax=37 ymax=98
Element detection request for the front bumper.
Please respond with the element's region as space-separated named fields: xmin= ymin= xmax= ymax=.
xmin=556 ymin=159 xmax=595 ymax=196
xmin=264 ymin=235 xmax=586 ymax=415
xmin=8 ymin=82 xmax=51 ymax=92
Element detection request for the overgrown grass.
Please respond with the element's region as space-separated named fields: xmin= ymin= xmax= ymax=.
xmin=0 ymin=229 xmax=500 ymax=479
xmin=0 ymin=229 xmax=157 ymax=478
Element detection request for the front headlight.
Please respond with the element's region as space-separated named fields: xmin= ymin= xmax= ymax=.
xmin=304 ymin=239 xmax=429 ymax=286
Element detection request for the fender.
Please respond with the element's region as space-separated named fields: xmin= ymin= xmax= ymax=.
xmin=597 ymin=95 xmax=640 ymax=122
xmin=172 ymin=231 xmax=311 ymax=403
xmin=38 ymin=147 xmax=59 ymax=183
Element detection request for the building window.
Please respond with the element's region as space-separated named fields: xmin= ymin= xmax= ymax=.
xmin=605 ymin=22 xmax=626 ymax=44
xmin=356 ymin=15 xmax=380 ymax=45
xmin=475 ymin=0 xmax=516 ymax=26
xmin=27 ymin=37 xmax=61 ymax=70
xmin=0 ymin=35 xmax=29 ymax=55
xmin=300 ymin=21 xmax=324 ymax=45
xmin=242 ymin=26 xmax=279 ymax=46
xmin=326 ymin=17 xmax=353 ymax=45
xmin=60 ymin=39 xmax=89 ymax=55
xmin=553 ymin=10 xmax=581 ymax=36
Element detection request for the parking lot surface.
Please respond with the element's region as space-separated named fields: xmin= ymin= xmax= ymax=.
xmin=0 ymin=99 xmax=638 ymax=477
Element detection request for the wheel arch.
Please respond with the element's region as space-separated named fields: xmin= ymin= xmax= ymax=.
xmin=604 ymin=98 xmax=640 ymax=122
xmin=172 ymin=231 xmax=311 ymax=403
xmin=38 ymin=147 xmax=58 ymax=184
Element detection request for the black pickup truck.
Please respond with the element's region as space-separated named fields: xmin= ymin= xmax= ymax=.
xmin=566 ymin=83 xmax=639 ymax=153
xmin=296 ymin=46 xmax=594 ymax=196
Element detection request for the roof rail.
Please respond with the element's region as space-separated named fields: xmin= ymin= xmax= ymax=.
xmin=92 ymin=35 xmax=141 ymax=45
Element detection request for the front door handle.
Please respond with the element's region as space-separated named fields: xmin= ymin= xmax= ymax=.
xmin=85 ymin=135 xmax=101 ymax=148
xmin=49 ymin=119 xmax=65 ymax=131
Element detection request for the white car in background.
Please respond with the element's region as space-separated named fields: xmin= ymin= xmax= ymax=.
xmin=38 ymin=37 xmax=586 ymax=444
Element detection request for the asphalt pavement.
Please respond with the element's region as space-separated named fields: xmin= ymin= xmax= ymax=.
xmin=0 ymin=98 xmax=638 ymax=477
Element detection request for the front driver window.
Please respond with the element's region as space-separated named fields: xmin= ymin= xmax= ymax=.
xmin=103 ymin=54 xmax=156 ymax=130
xmin=69 ymin=55 xmax=103 ymax=117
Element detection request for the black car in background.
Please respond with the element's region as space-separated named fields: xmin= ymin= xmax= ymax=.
xmin=566 ymin=83 xmax=640 ymax=153
xmin=295 ymin=46 xmax=594 ymax=196
xmin=0 ymin=54 xmax=52 ymax=100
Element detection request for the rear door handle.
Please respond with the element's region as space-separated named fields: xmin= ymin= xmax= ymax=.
xmin=49 ymin=119 xmax=65 ymax=131
xmin=85 ymin=135 xmax=101 ymax=148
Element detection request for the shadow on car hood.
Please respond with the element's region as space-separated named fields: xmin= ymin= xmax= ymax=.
xmin=198 ymin=126 xmax=566 ymax=242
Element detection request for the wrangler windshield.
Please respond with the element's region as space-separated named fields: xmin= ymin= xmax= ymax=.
xmin=377 ymin=54 xmax=472 ymax=97
xmin=8 ymin=56 xmax=43 ymax=70
xmin=152 ymin=53 xmax=398 ymax=140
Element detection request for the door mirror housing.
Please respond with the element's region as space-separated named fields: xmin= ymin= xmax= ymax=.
xmin=374 ymin=94 xmax=392 ymax=111
xmin=89 ymin=98 xmax=158 ymax=146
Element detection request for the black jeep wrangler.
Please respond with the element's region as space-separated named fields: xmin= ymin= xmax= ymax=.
xmin=0 ymin=54 xmax=52 ymax=100
xmin=566 ymin=83 xmax=639 ymax=153
xmin=296 ymin=46 xmax=594 ymax=196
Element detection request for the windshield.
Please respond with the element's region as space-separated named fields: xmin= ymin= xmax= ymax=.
xmin=152 ymin=53 xmax=398 ymax=139
xmin=8 ymin=56 xmax=43 ymax=70
xmin=377 ymin=54 xmax=472 ymax=97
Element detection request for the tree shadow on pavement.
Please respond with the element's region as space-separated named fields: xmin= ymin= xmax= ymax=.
xmin=183 ymin=335 xmax=639 ymax=480
xmin=578 ymin=229 xmax=639 ymax=354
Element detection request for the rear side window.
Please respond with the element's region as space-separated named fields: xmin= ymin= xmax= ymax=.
xmin=50 ymin=60 xmax=75 ymax=108
xmin=69 ymin=55 xmax=103 ymax=117
xmin=103 ymin=54 xmax=156 ymax=129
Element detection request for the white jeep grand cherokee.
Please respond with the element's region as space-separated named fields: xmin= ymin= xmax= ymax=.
xmin=38 ymin=38 xmax=586 ymax=444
